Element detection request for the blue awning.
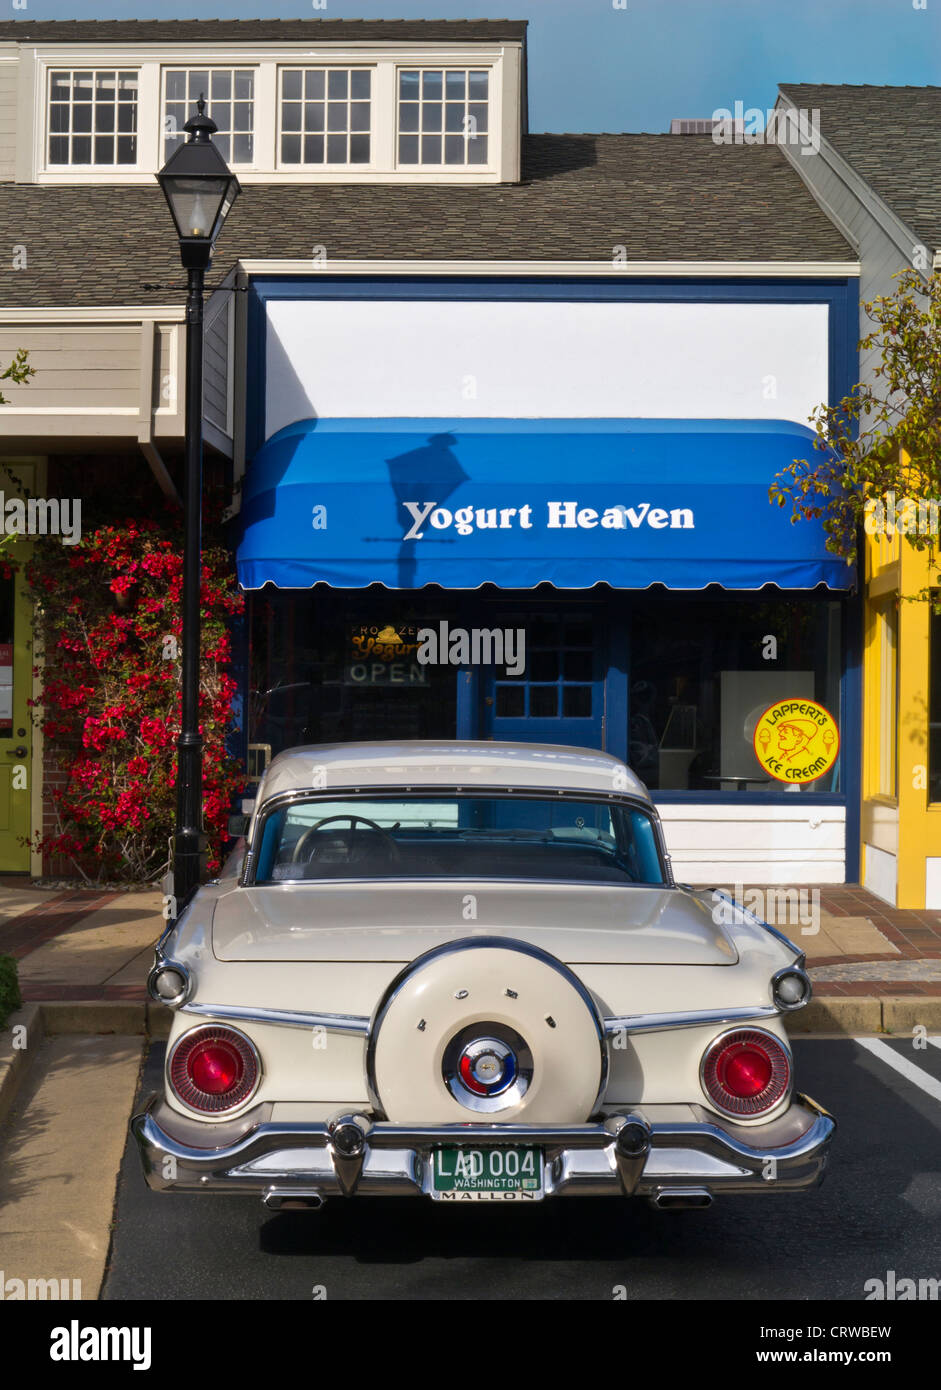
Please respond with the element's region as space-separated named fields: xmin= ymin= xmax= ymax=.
xmin=236 ymin=418 xmax=854 ymax=592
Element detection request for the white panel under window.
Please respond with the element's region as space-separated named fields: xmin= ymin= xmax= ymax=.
xmin=864 ymin=842 xmax=897 ymax=906
xmin=265 ymin=299 xmax=829 ymax=439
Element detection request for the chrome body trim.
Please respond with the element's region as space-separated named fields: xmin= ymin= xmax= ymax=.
xmin=178 ymin=1002 xmax=371 ymax=1036
xmin=602 ymin=1004 xmax=780 ymax=1036
xmin=131 ymin=1093 xmax=834 ymax=1201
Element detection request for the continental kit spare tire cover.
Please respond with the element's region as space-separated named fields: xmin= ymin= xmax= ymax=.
xmin=366 ymin=937 xmax=607 ymax=1124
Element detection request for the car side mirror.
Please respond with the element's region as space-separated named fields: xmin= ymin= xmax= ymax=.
xmin=228 ymin=813 xmax=250 ymax=838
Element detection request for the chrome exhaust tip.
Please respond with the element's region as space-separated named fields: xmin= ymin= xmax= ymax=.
xmin=263 ymin=1187 xmax=325 ymax=1212
xmin=650 ymin=1187 xmax=713 ymax=1210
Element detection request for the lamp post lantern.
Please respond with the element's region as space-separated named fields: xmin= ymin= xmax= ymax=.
xmin=157 ymin=98 xmax=240 ymax=910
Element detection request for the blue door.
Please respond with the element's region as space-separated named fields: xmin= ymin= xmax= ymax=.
xmin=482 ymin=610 xmax=605 ymax=750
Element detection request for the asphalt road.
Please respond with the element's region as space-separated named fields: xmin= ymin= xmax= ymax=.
xmin=103 ymin=1038 xmax=941 ymax=1301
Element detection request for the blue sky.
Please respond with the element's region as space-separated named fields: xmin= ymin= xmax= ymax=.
xmin=15 ymin=0 xmax=941 ymax=131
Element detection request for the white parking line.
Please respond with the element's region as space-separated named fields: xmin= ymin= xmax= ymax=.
xmin=856 ymin=1037 xmax=941 ymax=1105
xmin=929 ymin=1036 xmax=941 ymax=1053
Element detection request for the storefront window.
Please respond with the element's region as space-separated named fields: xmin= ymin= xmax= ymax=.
xmin=629 ymin=595 xmax=843 ymax=792
xmin=249 ymin=586 xmax=458 ymax=754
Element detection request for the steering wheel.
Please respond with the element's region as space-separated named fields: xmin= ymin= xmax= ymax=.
xmin=291 ymin=814 xmax=400 ymax=866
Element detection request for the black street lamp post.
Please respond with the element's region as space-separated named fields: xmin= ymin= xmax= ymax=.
xmin=157 ymin=98 xmax=240 ymax=910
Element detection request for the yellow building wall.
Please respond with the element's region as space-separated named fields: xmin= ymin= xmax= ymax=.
xmin=862 ymin=495 xmax=941 ymax=908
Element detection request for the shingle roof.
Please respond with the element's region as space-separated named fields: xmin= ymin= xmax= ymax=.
xmin=780 ymin=83 xmax=941 ymax=251
xmin=0 ymin=18 xmax=527 ymax=44
xmin=0 ymin=135 xmax=853 ymax=308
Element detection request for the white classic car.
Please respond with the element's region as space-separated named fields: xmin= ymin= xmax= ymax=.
xmin=132 ymin=741 xmax=834 ymax=1209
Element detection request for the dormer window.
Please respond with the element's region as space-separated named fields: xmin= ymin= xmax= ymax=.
xmin=164 ymin=68 xmax=255 ymax=166
xmin=397 ymin=69 xmax=489 ymax=166
xmin=278 ymin=68 xmax=372 ymax=166
xmin=47 ymin=68 xmax=138 ymax=166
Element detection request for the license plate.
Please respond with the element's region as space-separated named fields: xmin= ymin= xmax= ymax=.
xmin=431 ymin=1146 xmax=543 ymax=1201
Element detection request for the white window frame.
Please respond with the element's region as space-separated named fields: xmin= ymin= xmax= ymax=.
xmin=27 ymin=45 xmax=514 ymax=185
xmin=161 ymin=64 xmax=259 ymax=171
xmin=394 ymin=64 xmax=494 ymax=171
xmin=44 ymin=65 xmax=142 ymax=170
xmin=275 ymin=64 xmax=375 ymax=171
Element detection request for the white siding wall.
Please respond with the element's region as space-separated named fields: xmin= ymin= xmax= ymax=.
xmin=659 ymin=802 xmax=847 ymax=885
xmin=0 ymin=45 xmax=17 ymax=182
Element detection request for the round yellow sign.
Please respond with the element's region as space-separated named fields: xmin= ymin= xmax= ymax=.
xmin=752 ymin=697 xmax=840 ymax=784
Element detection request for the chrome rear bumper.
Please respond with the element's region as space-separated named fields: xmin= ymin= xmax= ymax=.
xmin=131 ymin=1093 xmax=834 ymax=1205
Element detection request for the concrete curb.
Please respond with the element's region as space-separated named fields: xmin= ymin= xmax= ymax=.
xmin=0 ymin=1002 xmax=46 ymax=1128
xmin=0 ymin=1001 xmax=171 ymax=1127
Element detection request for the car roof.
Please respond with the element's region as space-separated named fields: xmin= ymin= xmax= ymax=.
xmin=257 ymin=740 xmax=650 ymax=803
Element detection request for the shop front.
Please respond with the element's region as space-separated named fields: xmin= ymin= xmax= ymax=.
xmin=236 ymin=276 xmax=860 ymax=885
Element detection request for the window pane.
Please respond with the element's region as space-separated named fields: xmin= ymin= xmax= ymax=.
xmin=282 ymin=101 xmax=302 ymax=132
xmin=235 ymin=70 xmax=254 ymax=100
xmin=49 ymin=136 xmax=68 ymax=162
xmin=94 ymin=134 xmax=113 ymax=163
xmin=350 ymin=101 xmax=370 ymax=132
xmin=232 ymin=131 xmax=253 ymax=163
xmin=95 ymin=72 xmax=116 ymax=98
xmin=564 ymin=651 xmax=593 ymax=681
xmin=422 ymin=70 xmax=442 ymax=99
xmin=303 ymin=133 xmax=324 ymax=163
xmin=213 ymin=132 xmax=231 ymax=163
xmin=166 ymin=70 xmax=186 ymax=101
xmin=444 ymin=135 xmax=465 ymax=164
xmin=327 ymin=69 xmax=348 ymax=99
xmin=327 ymin=102 xmax=347 ymax=132
xmin=116 ymin=135 xmax=136 ymax=163
xmin=399 ymin=134 xmax=419 ymax=163
xmin=211 ymin=70 xmax=231 ymax=100
xmin=350 ymin=70 xmax=371 ymax=99
xmin=233 ymin=101 xmax=252 ymax=130
xmin=468 ymin=102 xmax=488 ymax=134
xmin=50 ymin=72 xmax=71 ymax=101
xmin=73 ymin=72 xmax=93 ymax=100
xmin=117 ymin=72 xmax=137 ymax=99
xmin=117 ymin=103 xmax=136 ymax=133
xmin=445 ymin=102 xmax=465 ymax=133
xmin=531 ymin=651 xmax=559 ymax=681
xmin=531 ymin=687 xmax=559 ymax=717
xmin=281 ymin=133 xmax=301 ymax=163
xmin=95 ymin=104 xmax=114 ymax=132
xmin=72 ymin=104 xmax=92 ymax=133
xmin=189 ymin=71 xmax=209 ymax=101
xmin=469 ymin=71 xmax=489 ymax=100
xmin=399 ymin=102 xmax=419 ymax=133
xmin=495 ymin=685 xmax=524 ymax=718
xmin=50 ymin=104 xmax=69 ymax=133
xmin=282 ymin=69 xmax=302 ymax=101
xmin=421 ymin=135 xmax=442 ymax=163
xmin=446 ymin=70 xmax=466 ymax=98
xmin=349 ymin=133 xmax=369 ymax=163
xmin=563 ymin=687 xmax=592 ymax=718
xmin=422 ymin=103 xmax=442 ymax=132
xmin=305 ymin=101 xmax=324 ymax=131
xmin=71 ymin=135 xmax=92 ymax=162
xmin=399 ymin=70 xmax=420 ymax=99
xmin=467 ymin=135 xmax=488 ymax=165
xmin=327 ymin=133 xmax=347 ymax=162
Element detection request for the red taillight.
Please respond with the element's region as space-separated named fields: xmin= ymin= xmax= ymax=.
xmin=701 ymin=1029 xmax=790 ymax=1117
xmin=168 ymin=1025 xmax=260 ymax=1114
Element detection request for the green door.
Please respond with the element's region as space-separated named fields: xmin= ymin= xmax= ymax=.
xmin=0 ymin=547 xmax=32 ymax=872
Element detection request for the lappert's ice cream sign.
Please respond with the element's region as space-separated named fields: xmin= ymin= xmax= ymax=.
xmin=401 ymin=499 xmax=696 ymax=542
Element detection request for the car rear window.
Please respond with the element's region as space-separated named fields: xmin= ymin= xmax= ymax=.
xmin=252 ymin=794 xmax=665 ymax=885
